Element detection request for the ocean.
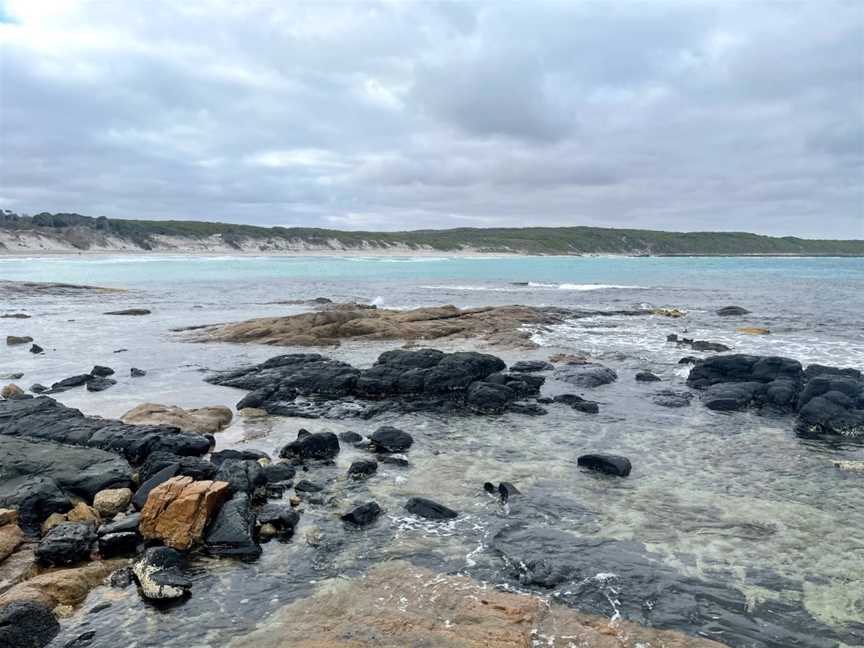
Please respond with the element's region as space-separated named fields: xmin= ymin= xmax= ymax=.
xmin=2 ymin=254 xmax=863 ymax=647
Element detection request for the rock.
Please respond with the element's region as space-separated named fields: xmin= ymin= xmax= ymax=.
xmin=678 ymin=356 xmax=699 ymax=364
xmin=797 ymin=373 xmax=864 ymax=436
xmin=0 ymin=559 xmax=125 ymax=609
xmin=0 ymin=522 xmax=24 ymax=562
xmin=0 ymin=475 xmax=70 ymax=533
xmin=86 ymin=377 xmax=116 ymax=392
xmin=89 ymin=366 xmax=115 ymax=377
xmin=688 ymin=355 xmax=803 ymax=390
xmin=279 ymin=431 xmax=340 ymax=461
xmin=97 ymin=512 xmax=141 ymax=536
xmin=717 ymin=306 xmax=750 ymax=316
xmin=369 ymin=426 xmax=413 ymax=453
xmin=295 ymin=480 xmax=322 ymax=493
xmin=553 ymin=363 xmax=617 ymax=388
xmin=204 ymin=493 xmax=260 ymax=559
xmin=652 ymin=307 xmax=686 ymax=318
xmin=30 ymin=384 xmax=47 ymax=393
xmin=338 ymin=431 xmax=363 ymax=444
xmin=833 ymin=460 xmax=864 ymax=472
xmin=0 ymin=600 xmax=59 ymax=648
xmin=577 ymin=454 xmax=632 ymax=477
xmin=139 ymin=476 xmax=230 ymax=550
xmin=36 ymin=522 xmax=96 ymax=566
xmin=690 ymin=340 xmax=731 ymax=352
xmin=635 ymin=371 xmax=661 ymax=382
xmin=238 ymin=407 xmax=266 ymax=418
xmin=0 ymin=508 xmax=17 ymax=526
xmin=121 ymin=403 xmax=233 ymax=434
xmin=498 ymin=482 xmax=520 ymax=502
xmin=48 ymin=374 xmax=92 ymax=391
xmin=347 ymin=459 xmax=378 ymax=479
xmin=377 ymin=455 xmax=410 ymax=467
xmin=93 ymin=488 xmax=132 ymax=517
xmin=138 ymin=451 xmax=216 ymax=484
xmin=0 ymin=397 xmax=210 ymax=464
xmin=737 ymin=327 xmax=770 ymax=335
xmin=0 ymin=313 xmax=30 ymax=319
xmin=465 ymin=381 xmax=515 ymax=414
xmin=1 ymin=384 xmax=25 ymax=399
xmin=97 ymin=513 xmax=142 ymax=557
xmin=132 ymin=547 xmax=191 ymax=600
xmin=131 ymin=464 xmax=179 ymax=511
xmin=0 ymin=373 xmax=24 ymax=380
xmin=256 ymin=502 xmax=300 ymax=537
xmin=103 ymin=309 xmax=151 ymax=316
xmin=341 ymin=501 xmax=381 ymax=526
xmin=651 ymin=390 xmax=694 ymax=408
xmin=552 ymin=394 xmax=600 ymax=414
xmin=66 ymin=502 xmax=100 ymax=524
xmin=214 ymin=459 xmax=267 ymax=497
xmin=405 ymin=497 xmax=458 ymax=520
xmin=210 ymin=448 xmax=270 ymax=466
xmin=29 ymin=344 xmax=44 ymax=354
xmin=130 ymin=368 xmax=146 ymax=377
xmin=509 ymin=360 xmax=553 ymax=373
xmin=41 ymin=513 xmax=68 ymax=533
xmin=262 ymin=463 xmax=296 ymax=484
xmin=6 ymin=336 xmax=33 ymax=346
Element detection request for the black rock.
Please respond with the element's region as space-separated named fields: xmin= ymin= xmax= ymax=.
xmin=109 ymin=566 xmax=133 ymax=588
xmin=347 ymin=459 xmax=378 ymax=479
xmin=717 ymin=306 xmax=750 ymax=316
xmin=507 ymin=402 xmax=548 ymax=416
xmin=577 ymin=454 xmax=632 ymax=477
xmin=204 ymin=493 xmax=261 ymax=560
xmin=104 ymin=309 xmax=151 ymax=316
xmin=279 ymin=431 xmax=340 ymax=461
xmin=338 ymin=431 xmax=363 ymax=444
xmin=132 ymin=547 xmax=191 ymax=600
xmin=635 ymin=371 xmax=661 ymax=382
xmin=295 ymin=479 xmax=323 ymax=493
xmin=90 ymin=366 xmax=115 ymax=377
xmin=138 ymin=451 xmax=216 ymax=484
xmin=63 ymin=630 xmax=97 ymax=647
xmin=466 ymin=381 xmax=515 ymax=414
xmin=210 ymin=448 xmax=270 ymax=466
xmin=796 ymin=373 xmax=864 ymax=436
xmin=130 ymin=368 xmax=146 ymax=377
xmin=36 ymin=522 xmax=96 ymax=566
xmin=667 ymin=333 xmax=679 ymax=342
xmin=86 ymin=377 xmax=116 ymax=392
xmin=553 ymin=364 xmax=618 ymax=388
xmin=483 ymin=482 xmax=496 ymax=494
xmin=510 ymin=360 xmax=553 ymax=373
xmin=98 ymin=531 xmax=141 ymax=558
xmin=687 ymin=355 xmax=804 ymax=389
xmin=369 ymin=426 xmax=413 ymax=453
xmin=405 ymin=496 xmax=458 ymax=520
xmin=262 ymin=462 xmax=296 ymax=484
xmin=690 ymin=340 xmax=731 ymax=352
xmin=97 ymin=512 xmax=141 ymax=536
xmin=498 ymin=482 xmax=520 ymax=502
xmin=678 ymin=356 xmax=699 ymax=364
xmin=552 ymin=393 xmax=600 ymax=414
xmin=341 ymin=501 xmax=382 ymax=526
xmin=256 ymin=502 xmax=300 ymax=536
xmin=0 ymin=600 xmax=59 ymax=648
xmin=50 ymin=374 xmax=92 ymax=391
xmin=30 ymin=343 xmax=44 ymax=354
xmin=214 ymin=459 xmax=267 ymax=497
xmin=132 ymin=464 xmax=179 ymax=511
xmin=0 ymin=475 xmax=70 ymax=531
xmin=30 ymin=383 xmax=48 ymax=393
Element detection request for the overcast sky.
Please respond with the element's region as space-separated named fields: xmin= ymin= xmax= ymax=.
xmin=1 ymin=1 xmax=862 ymax=237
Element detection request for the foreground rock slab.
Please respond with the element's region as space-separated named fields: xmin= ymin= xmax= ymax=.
xmin=121 ymin=403 xmax=233 ymax=434
xmin=226 ymin=561 xmax=727 ymax=648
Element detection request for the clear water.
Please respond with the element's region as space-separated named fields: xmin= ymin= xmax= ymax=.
xmin=1 ymin=254 xmax=863 ymax=648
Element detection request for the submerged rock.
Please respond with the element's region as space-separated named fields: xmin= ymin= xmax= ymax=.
xmin=104 ymin=308 xmax=151 ymax=316
xmin=132 ymin=547 xmax=191 ymax=600
xmin=635 ymin=371 xmax=661 ymax=382
xmin=509 ymin=360 xmax=553 ymax=373
xmin=0 ymin=600 xmax=59 ymax=648
xmin=6 ymin=336 xmax=33 ymax=346
xmin=369 ymin=426 xmax=413 ymax=453
xmin=404 ymin=497 xmax=458 ymax=520
xmin=552 ymin=393 xmax=600 ymax=414
xmin=130 ymin=368 xmax=146 ymax=377
xmin=577 ymin=454 xmax=632 ymax=477
xmin=717 ymin=306 xmax=750 ymax=316
xmin=90 ymin=366 xmax=115 ymax=377
xmin=651 ymin=390 xmax=694 ymax=408
xmin=347 ymin=459 xmax=378 ymax=479
xmin=341 ymin=501 xmax=381 ymax=526
xmin=553 ymin=363 xmax=618 ymax=388
xmin=121 ymin=403 xmax=233 ymax=434
xmin=256 ymin=503 xmax=299 ymax=538
xmin=86 ymin=377 xmax=116 ymax=392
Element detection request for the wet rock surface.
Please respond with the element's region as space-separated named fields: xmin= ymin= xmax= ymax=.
xmin=121 ymin=403 xmax=233 ymax=434
xmin=35 ymin=522 xmax=96 ymax=566
xmin=0 ymin=600 xmax=60 ymax=648
xmin=404 ymin=496 xmax=458 ymax=520
xmin=553 ymin=363 xmax=618 ymax=388
xmin=132 ymin=547 xmax=191 ymax=600
xmin=139 ymin=476 xmax=230 ymax=550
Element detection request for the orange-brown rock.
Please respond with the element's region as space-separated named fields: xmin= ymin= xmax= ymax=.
xmin=0 ymin=523 xmax=24 ymax=563
xmin=227 ymin=561 xmax=727 ymax=648
xmin=0 ymin=559 xmax=125 ymax=609
xmin=139 ymin=476 xmax=230 ymax=550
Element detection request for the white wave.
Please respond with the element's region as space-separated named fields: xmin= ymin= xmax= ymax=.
xmin=557 ymin=283 xmax=649 ymax=291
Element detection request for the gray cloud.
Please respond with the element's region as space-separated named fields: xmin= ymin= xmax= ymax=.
xmin=0 ymin=0 xmax=862 ymax=237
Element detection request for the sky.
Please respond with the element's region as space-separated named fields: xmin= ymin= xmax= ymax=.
xmin=0 ymin=1 xmax=862 ymax=238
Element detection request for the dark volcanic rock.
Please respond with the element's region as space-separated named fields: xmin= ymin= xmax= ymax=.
xmin=86 ymin=377 xmax=116 ymax=392
xmin=50 ymin=374 xmax=91 ymax=391
xmin=0 ymin=600 xmax=60 ymax=648
xmin=691 ymin=340 xmax=732 ymax=352
xmin=36 ymin=522 xmax=96 ymax=566
xmin=30 ymin=383 xmax=48 ymax=393
xmin=687 ymin=355 xmax=804 ymax=390
xmin=207 ymin=349 xmax=543 ymax=419
xmin=577 ymin=454 xmax=632 ymax=477
xmin=99 ymin=530 xmax=141 ymax=558
xmin=295 ymin=480 xmax=323 ymax=493
xmin=717 ymin=306 xmax=750 ymax=316
xmin=256 ymin=502 xmax=300 ymax=537
xmin=341 ymin=501 xmax=382 ymax=526
xmin=132 ymin=464 xmax=179 ymax=511
xmin=30 ymin=344 xmax=44 ymax=354
xmin=510 ymin=360 xmax=553 ymax=373
xmin=279 ymin=431 xmax=340 ymax=461
xmin=210 ymin=448 xmax=270 ymax=466
xmin=0 ymin=475 xmax=70 ymax=531
xmin=104 ymin=309 xmax=151 ymax=316
xmin=797 ymin=373 xmax=864 ymax=436
xmin=262 ymin=462 xmax=296 ymax=484
xmin=132 ymin=547 xmax=191 ymax=600
xmin=338 ymin=431 xmax=364 ymax=444
xmin=552 ymin=394 xmax=600 ymax=414
xmin=214 ymin=459 xmax=267 ymax=497
xmin=405 ymin=497 xmax=458 ymax=520
xmin=204 ymin=493 xmax=260 ymax=560
xmin=138 ymin=451 xmax=216 ymax=484
xmin=553 ymin=363 xmax=618 ymax=388
xmin=0 ymin=396 xmax=210 ymax=464
xmin=348 ymin=459 xmax=378 ymax=479
xmin=130 ymin=368 xmax=146 ymax=377
xmin=369 ymin=426 xmax=413 ymax=453
xmin=635 ymin=371 xmax=661 ymax=382
xmin=90 ymin=366 xmax=115 ymax=377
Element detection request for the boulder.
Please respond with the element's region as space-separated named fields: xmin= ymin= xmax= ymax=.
xmin=0 ymin=600 xmax=59 ymax=648
xmin=6 ymin=336 xmax=33 ymax=346
xmin=93 ymin=488 xmax=132 ymax=517
xmin=97 ymin=513 xmax=142 ymax=558
xmin=687 ymin=355 xmax=803 ymax=390
xmin=369 ymin=426 xmax=413 ymax=453
xmin=214 ymin=459 xmax=267 ymax=497
xmin=0 ymin=522 xmax=24 ymax=562
xmin=405 ymin=497 xmax=458 ymax=520
xmin=132 ymin=547 xmax=191 ymax=600
xmin=0 ymin=508 xmax=17 ymax=526
xmin=717 ymin=306 xmax=750 ymax=316
xmin=552 ymin=394 xmax=600 ymax=414
xmin=0 ymin=559 xmax=124 ymax=609
xmin=204 ymin=493 xmax=260 ymax=559
xmin=1 ymin=384 xmax=25 ymax=399
xmin=262 ymin=462 xmax=296 ymax=484
xmin=256 ymin=503 xmax=299 ymax=537
xmin=210 ymin=448 xmax=270 ymax=466
xmin=35 ymin=522 xmax=96 ymax=566
xmin=139 ymin=476 xmax=230 ymax=550
xmin=132 ymin=464 xmax=180 ymax=511
xmin=121 ymin=403 xmax=233 ymax=434
xmin=635 ymin=371 xmax=661 ymax=382
xmin=0 ymin=475 xmax=70 ymax=532
xmin=48 ymin=374 xmax=92 ymax=392
xmin=577 ymin=454 xmax=632 ymax=477
xmin=796 ymin=374 xmax=864 ymax=436
xmin=138 ymin=451 xmax=216 ymax=484
xmin=509 ymin=360 xmax=553 ymax=373
xmin=29 ymin=384 xmax=47 ymax=394
xmin=553 ymin=364 xmax=617 ymax=388
xmin=466 ymin=381 xmax=515 ymax=414
xmin=86 ymin=377 xmax=116 ymax=392
xmin=90 ymin=366 xmax=115 ymax=377
xmin=347 ymin=459 xmax=378 ymax=479
xmin=295 ymin=480 xmax=322 ymax=493
xmin=338 ymin=431 xmax=363 ymax=444
xmin=130 ymin=368 xmax=146 ymax=377
xmin=29 ymin=344 xmax=43 ymax=355
xmin=341 ymin=501 xmax=382 ymax=526
xmin=66 ymin=502 xmax=100 ymax=524
xmin=41 ymin=513 xmax=68 ymax=534
xmin=279 ymin=431 xmax=340 ymax=461
xmin=690 ymin=340 xmax=731 ymax=352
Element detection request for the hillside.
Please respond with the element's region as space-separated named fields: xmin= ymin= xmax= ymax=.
xmin=1 ymin=211 xmax=862 ymax=256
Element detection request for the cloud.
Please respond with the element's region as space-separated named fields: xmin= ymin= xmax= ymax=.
xmin=0 ymin=0 xmax=861 ymax=237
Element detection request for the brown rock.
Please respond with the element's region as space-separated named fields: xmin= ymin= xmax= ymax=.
xmin=226 ymin=561 xmax=727 ymax=648
xmin=5 ymin=336 xmax=33 ymax=346
xmin=41 ymin=513 xmax=68 ymax=534
xmin=0 ymin=559 xmax=125 ymax=609
xmin=93 ymin=488 xmax=133 ymax=517
xmin=66 ymin=502 xmax=100 ymax=525
xmin=0 ymin=545 xmax=36 ymax=592
xmin=1 ymin=383 xmax=24 ymax=399
xmin=0 ymin=523 xmax=24 ymax=562
xmin=121 ymin=403 xmax=233 ymax=434
xmin=139 ymin=476 xmax=230 ymax=550
xmin=239 ymin=407 xmax=268 ymax=418
xmin=736 ymin=327 xmax=770 ymax=335
xmin=652 ymin=307 xmax=687 ymax=318
xmin=0 ymin=508 xmax=17 ymax=527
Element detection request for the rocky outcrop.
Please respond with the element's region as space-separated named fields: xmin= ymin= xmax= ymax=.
xmin=139 ymin=476 xmax=230 ymax=550
xmin=687 ymin=355 xmax=864 ymax=436
xmin=226 ymin=561 xmax=727 ymax=648
xmin=208 ymin=349 xmax=547 ymax=419
xmin=121 ymin=403 xmax=233 ymax=434
xmin=0 ymin=397 xmax=211 ymax=464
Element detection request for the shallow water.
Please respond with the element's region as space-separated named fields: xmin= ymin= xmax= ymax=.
xmin=1 ymin=255 xmax=863 ymax=647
